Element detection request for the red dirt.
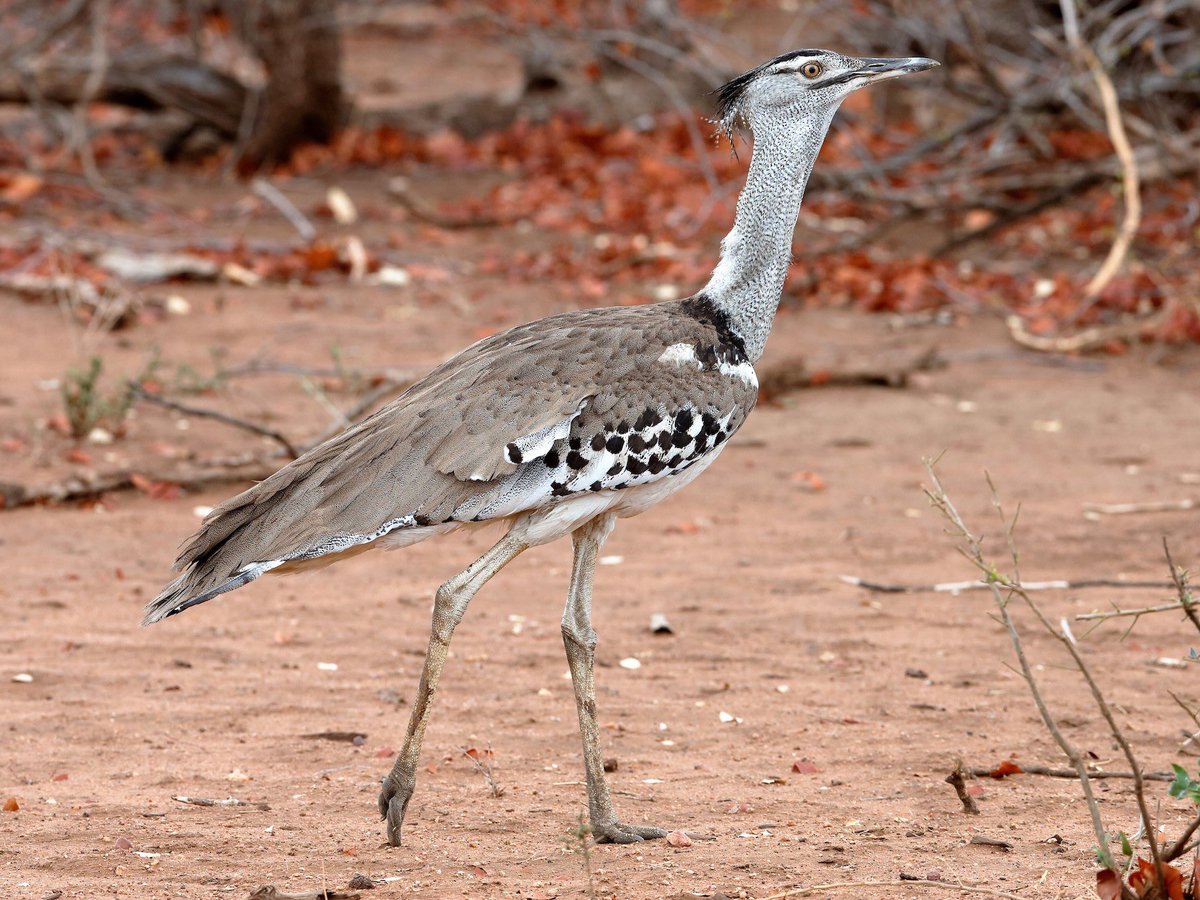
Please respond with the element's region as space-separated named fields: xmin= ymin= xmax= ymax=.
xmin=4 ymin=264 xmax=1200 ymax=898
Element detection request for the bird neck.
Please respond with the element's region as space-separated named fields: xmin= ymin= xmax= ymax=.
xmin=703 ymin=109 xmax=836 ymax=363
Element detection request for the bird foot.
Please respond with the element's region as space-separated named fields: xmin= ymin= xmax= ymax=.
xmin=377 ymin=773 xmax=414 ymax=847
xmin=592 ymin=821 xmax=668 ymax=844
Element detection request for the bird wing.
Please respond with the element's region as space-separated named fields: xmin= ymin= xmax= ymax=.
xmin=146 ymin=300 xmax=753 ymax=623
xmin=165 ymin=307 xmax=660 ymax=572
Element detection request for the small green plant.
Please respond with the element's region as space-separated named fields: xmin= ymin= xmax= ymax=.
xmin=1169 ymin=764 xmax=1200 ymax=805
xmin=567 ymin=814 xmax=596 ymax=900
xmin=61 ymin=356 xmax=136 ymax=439
xmin=173 ymin=346 xmax=228 ymax=394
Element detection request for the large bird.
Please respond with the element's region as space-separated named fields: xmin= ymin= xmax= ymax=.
xmin=145 ymin=48 xmax=937 ymax=846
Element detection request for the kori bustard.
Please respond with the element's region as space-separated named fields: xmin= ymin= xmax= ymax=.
xmin=145 ymin=49 xmax=937 ymax=846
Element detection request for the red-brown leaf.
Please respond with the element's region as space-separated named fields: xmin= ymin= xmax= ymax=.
xmin=1129 ymin=858 xmax=1184 ymax=900
xmin=989 ymin=760 xmax=1022 ymax=778
xmin=1095 ymin=869 xmax=1121 ymax=900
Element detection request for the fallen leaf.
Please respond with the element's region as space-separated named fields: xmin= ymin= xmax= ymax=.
xmin=792 ymin=470 xmax=827 ymax=492
xmin=1128 ymin=858 xmax=1183 ymax=900
xmin=1 ymin=172 xmax=43 ymax=203
xmin=989 ymin=759 xmax=1022 ymax=778
xmin=129 ymin=473 xmax=181 ymax=501
xmin=304 ymin=241 xmax=339 ymax=272
xmin=464 ymin=747 xmax=494 ymax=761
xmin=665 ymin=829 xmax=693 ymax=848
xmin=2 ymin=797 xmax=18 ymax=812
xmin=791 ymin=760 xmax=819 ymax=774
xmin=1095 ymin=869 xmax=1122 ymax=900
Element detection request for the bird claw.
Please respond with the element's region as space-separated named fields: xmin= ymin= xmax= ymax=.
xmin=592 ymin=821 xmax=668 ymax=844
xmin=378 ymin=774 xmax=413 ymax=847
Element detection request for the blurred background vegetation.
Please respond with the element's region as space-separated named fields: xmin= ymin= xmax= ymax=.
xmin=0 ymin=0 xmax=1197 ymax=348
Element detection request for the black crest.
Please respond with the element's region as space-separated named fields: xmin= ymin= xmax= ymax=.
xmin=714 ymin=49 xmax=823 ymax=134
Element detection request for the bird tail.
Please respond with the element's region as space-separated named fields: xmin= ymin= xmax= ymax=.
xmin=141 ymin=560 xmax=280 ymax=626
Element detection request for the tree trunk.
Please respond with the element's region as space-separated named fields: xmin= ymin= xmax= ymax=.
xmin=233 ymin=0 xmax=344 ymax=173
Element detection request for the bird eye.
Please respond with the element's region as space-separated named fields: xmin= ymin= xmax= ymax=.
xmin=801 ymin=62 xmax=823 ymax=79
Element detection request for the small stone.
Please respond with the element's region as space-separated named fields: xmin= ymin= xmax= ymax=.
xmin=115 ymin=837 xmax=132 ymax=850
xmin=1153 ymin=657 xmax=1187 ymax=669
xmin=326 ymin=187 xmax=358 ymax=224
xmin=905 ymin=668 xmax=928 ymax=679
xmin=317 ymin=662 xmax=338 ymax=671
xmin=618 ymin=657 xmax=641 ymax=670
xmin=649 ymin=613 xmax=673 ymax=634
xmin=164 ymin=295 xmax=191 ymax=316
xmin=11 ymin=673 xmax=33 ymax=683
xmin=665 ymin=829 xmax=693 ymax=848
xmin=602 ymin=758 xmax=618 ymax=773
xmin=370 ymin=265 xmax=411 ymax=287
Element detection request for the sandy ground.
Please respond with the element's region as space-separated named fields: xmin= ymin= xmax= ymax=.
xmin=3 ymin=265 xmax=1200 ymax=900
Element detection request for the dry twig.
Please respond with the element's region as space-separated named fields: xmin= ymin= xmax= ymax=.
xmin=923 ymin=462 xmax=1125 ymax=889
xmin=130 ymin=383 xmax=300 ymax=459
xmin=173 ymin=795 xmax=269 ymax=810
xmin=759 ymin=880 xmax=1029 ymax=899
xmin=1059 ymin=0 xmax=1142 ymax=306
xmin=841 ymin=574 xmax=1168 ymax=594
xmin=967 ymin=764 xmax=1173 ymax=782
xmin=945 ymin=761 xmax=979 ymax=814
xmin=1083 ymin=499 xmax=1198 ymax=516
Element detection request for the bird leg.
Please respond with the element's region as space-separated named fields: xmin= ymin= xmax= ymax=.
xmin=562 ymin=513 xmax=668 ymax=844
xmin=378 ymin=530 xmax=527 ymax=846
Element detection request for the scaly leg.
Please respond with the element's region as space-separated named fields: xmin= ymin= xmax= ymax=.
xmin=378 ymin=530 xmax=527 ymax=846
xmin=562 ymin=513 xmax=667 ymax=844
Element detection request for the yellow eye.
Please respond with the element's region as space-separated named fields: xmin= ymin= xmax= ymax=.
xmin=801 ymin=62 xmax=823 ymax=79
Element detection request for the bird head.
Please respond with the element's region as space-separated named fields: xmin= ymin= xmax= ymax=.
xmin=716 ymin=49 xmax=939 ymax=139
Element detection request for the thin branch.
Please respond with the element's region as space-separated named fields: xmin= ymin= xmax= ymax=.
xmin=922 ymin=461 xmax=1122 ymax=885
xmin=967 ymin=764 xmax=1174 ymax=782
xmin=1163 ymin=812 xmax=1200 ymax=862
xmin=1058 ymin=0 xmax=1142 ymax=305
xmin=841 ymin=574 xmax=1169 ymax=595
xmin=1075 ymin=600 xmax=1200 ymax=624
xmin=1083 ymin=499 xmax=1198 ymax=516
xmin=1162 ymin=538 xmax=1200 ymax=636
xmin=130 ymin=383 xmax=299 ymax=459
xmin=759 ymin=880 xmax=1030 ymax=899
xmin=251 ymin=178 xmax=317 ymax=243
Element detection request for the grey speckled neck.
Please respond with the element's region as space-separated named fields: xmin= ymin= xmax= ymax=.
xmin=702 ymin=108 xmax=837 ymax=363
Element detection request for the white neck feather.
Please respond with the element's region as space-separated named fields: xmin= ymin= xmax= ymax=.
xmin=703 ymin=109 xmax=837 ymax=362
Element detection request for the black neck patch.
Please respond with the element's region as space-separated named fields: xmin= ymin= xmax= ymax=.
xmin=680 ymin=294 xmax=749 ymax=367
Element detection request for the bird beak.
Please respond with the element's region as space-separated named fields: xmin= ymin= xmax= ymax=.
xmin=820 ymin=56 xmax=939 ymax=89
xmin=852 ymin=56 xmax=940 ymax=83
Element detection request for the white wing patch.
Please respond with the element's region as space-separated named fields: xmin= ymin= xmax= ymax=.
xmin=658 ymin=343 xmax=702 ymax=368
xmin=660 ymin=341 xmax=757 ymax=388
xmin=718 ymin=360 xmax=758 ymax=388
